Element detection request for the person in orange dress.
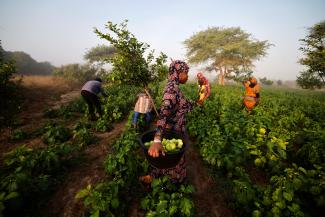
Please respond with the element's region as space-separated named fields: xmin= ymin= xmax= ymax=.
xmin=242 ymin=77 xmax=260 ymax=111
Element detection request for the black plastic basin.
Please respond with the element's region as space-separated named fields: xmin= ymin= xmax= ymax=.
xmin=139 ymin=130 xmax=187 ymax=169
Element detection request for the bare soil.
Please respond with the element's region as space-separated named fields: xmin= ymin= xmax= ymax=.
xmin=0 ymin=76 xmax=80 ymax=156
xmin=186 ymin=141 xmax=237 ymax=217
xmin=246 ymin=165 xmax=268 ymax=186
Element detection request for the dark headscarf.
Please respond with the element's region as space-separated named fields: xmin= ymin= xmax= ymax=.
xmin=95 ymin=77 xmax=102 ymax=82
xmin=168 ymin=60 xmax=189 ymax=83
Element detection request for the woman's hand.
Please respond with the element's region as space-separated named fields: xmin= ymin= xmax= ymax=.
xmin=196 ymin=99 xmax=204 ymax=105
xmin=148 ymin=142 xmax=165 ymax=158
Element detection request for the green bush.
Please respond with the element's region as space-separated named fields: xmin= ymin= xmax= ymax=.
xmin=10 ymin=129 xmax=28 ymax=141
xmin=42 ymin=122 xmax=72 ymax=145
xmin=0 ymin=41 xmax=23 ymax=128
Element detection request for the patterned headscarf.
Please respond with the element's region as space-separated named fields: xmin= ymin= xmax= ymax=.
xmin=168 ymin=60 xmax=189 ymax=83
xmin=197 ymin=72 xmax=209 ymax=85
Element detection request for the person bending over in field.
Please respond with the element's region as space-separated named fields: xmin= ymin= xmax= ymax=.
xmin=81 ymin=77 xmax=107 ymax=121
xmin=139 ymin=60 xmax=208 ymax=184
xmin=242 ymin=77 xmax=260 ymax=111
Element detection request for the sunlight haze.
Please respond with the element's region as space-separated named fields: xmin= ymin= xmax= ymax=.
xmin=1 ymin=0 xmax=324 ymax=80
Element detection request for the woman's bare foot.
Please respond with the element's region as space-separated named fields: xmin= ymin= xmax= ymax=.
xmin=139 ymin=175 xmax=153 ymax=184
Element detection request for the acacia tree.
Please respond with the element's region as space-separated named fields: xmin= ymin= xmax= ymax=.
xmin=184 ymin=27 xmax=272 ymax=85
xmin=297 ymin=20 xmax=325 ymax=89
xmin=94 ymin=20 xmax=167 ymax=87
xmin=53 ymin=63 xmax=97 ymax=83
xmin=84 ymin=44 xmax=116 ymax=65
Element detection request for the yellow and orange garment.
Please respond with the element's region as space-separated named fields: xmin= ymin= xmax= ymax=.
xmin=243 ymin=81 xmax=260 ymax=109
xmin=197 ymin=72 xmax=211 ymax=102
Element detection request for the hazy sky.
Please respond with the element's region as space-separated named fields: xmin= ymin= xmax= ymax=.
xmin=1 ymin=0 xmax=324 ymax=80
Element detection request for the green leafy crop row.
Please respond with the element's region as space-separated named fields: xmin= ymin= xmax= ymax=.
xmin=186 ymin=84 xmax=325 ymax=217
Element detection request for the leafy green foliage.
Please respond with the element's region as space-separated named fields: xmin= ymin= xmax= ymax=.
xmin=140 ymin=176 xmax=195 ymax=217
xmin=186 ymin=84 xmax=325 ymax=216
xmin=75 ymin=182 xmax=123 ymax=217
xmin=297 ymin=20 xmax=325 ymax=89
xmin=42 ymin=122 xmax=72 ymax=145
xmin=231 ymin=179 xmax=257 ymax=212
xmin=53 ymin=63 xmax=97 ymax=83
xmin=72 ymin=121 xmax=93 ymax=148
xmin=0 ymin=143 xmax=76 ymax=215
xmin=0 ymin=43 xmax=16 ymax=88
xmin=258 ymin=164 xmax=325 ymax=217
xmin=104 ymin=129 xmax=142 ymax=179
xmin=43 ymin=97 xmax=86 ymax=119
xmin=0 ymin=41 xmax=23 ymax=128
xmin=94 ymin=20 xmax=168 ymax=87
xmin=10 ymin=129 xmax=28 ymax=141
xmin=1 ymin=83 xmax=143 ymax=216
xmin=94 ymin=118 xmax=113 ymax=132
xmin=93 ymin=84 xmax=140 ymax=132
xmin=84 ymin=44 xmax=117 ymax=65
xmin=259 ymin=77 xmax=274 ymax=86
xmin=77 ymin=114 xmax=148 ymax=216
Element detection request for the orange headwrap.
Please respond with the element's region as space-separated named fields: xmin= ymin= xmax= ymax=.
xmin=249 ymin=77 xmax=257 ymax=84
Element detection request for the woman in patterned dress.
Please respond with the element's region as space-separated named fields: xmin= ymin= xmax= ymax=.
xmin=140 ymin=60 xmax=205 ymax=184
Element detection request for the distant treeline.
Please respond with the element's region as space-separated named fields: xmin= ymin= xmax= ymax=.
xmin=3 ymin=50 xmax=55 ymax=75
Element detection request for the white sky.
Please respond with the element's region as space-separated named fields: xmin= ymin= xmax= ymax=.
xmin=1 ymin=0 xmax=324 ymax=80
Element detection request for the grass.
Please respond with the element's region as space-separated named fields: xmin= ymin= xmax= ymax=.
xmin=19 ymin=75 xmax=80 ymax=90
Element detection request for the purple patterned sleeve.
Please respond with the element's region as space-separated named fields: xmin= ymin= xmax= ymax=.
xmin=185 ymin=98 xmax=195 ymax=113
xmin=156 ymin=90 xmax=177 ymax=135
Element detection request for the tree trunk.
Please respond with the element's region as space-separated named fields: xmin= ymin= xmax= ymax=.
xmin=217 ymin=67 xmax=225 ymax=86
xmin=221 ymin=74 xmax=225 ymax=86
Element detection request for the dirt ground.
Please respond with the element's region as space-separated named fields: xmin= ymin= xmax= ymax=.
xmin=186 ymin=142 xmax=236 ymax=217
xmin=18 ymin=75 xmax=79 ymax=124
xmin=0 ymin=76 xmax=80 ymax=155
xmin=1 ymin=76 xmax=237 ymax=217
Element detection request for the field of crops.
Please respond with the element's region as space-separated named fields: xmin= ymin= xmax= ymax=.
xmin=186 ymin=85 xmax=325 ymax=217
xmin=0 ymin=82 xmax=324 ymax=217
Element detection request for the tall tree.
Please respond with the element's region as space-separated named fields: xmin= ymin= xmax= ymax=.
xmin=94 ymin=20 xmax=167 ymax=87
xmin=84 ymin=44 xmax=116 ymax=65
xmin=53 ymin=63 xmax=97 ymax=83
xmin=184 ymin=27 xmax=272 ymax=85
xmin=0 ymin=41 xmax=22 ymax=127
xmin=297 ymin=20 xmax=325 ymax=89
